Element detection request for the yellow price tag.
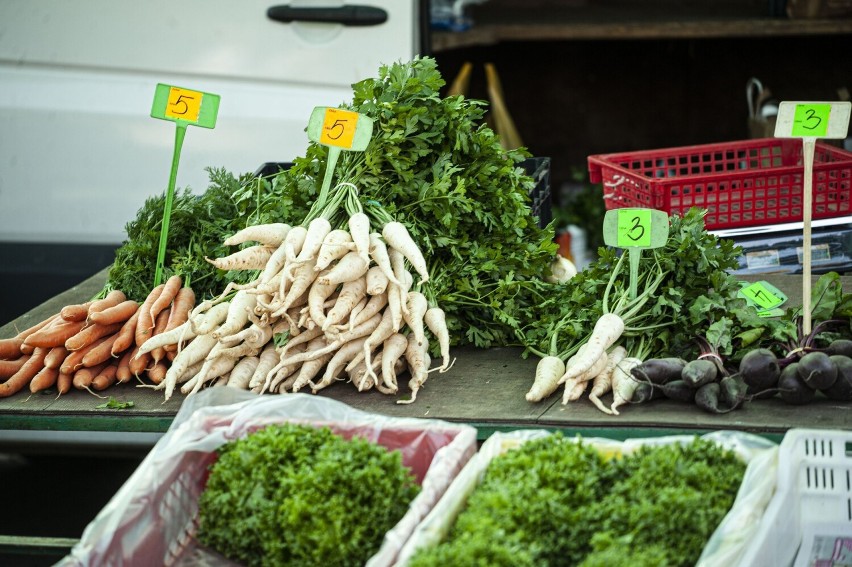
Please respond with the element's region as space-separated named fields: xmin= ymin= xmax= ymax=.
xmin=319 ymin=108 xmax=359 ymax=149
xmin=164 ymin=87 xmax=203 ymax=122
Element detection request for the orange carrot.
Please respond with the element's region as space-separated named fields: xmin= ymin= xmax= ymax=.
xmin=20 ymin=343 xmax=34 ymax=355
xmin=14 ymin=313 xmax=59 ymax=341
xmin=0 ymin=347 xmax=47 ymax=398
xmin=89 ymin=300 xmax=138 ymax=326
xmin=162 ymin=286 xmax=195 ymax=352
xmin=111 ymin=309 xmax=141 ymax=356
xmin=116 ymin=349 xmax=135 ymax=384
xmin=30 ymin=365 xmax=59 ymax=394
xmin=129 ymin=349 xmax=152 ymax=378
xmin=44 ymin=346 xmax=70 ymax=370
xmin=60 ymin=301 xmax=95 ymax=322
xmin=146 ymin=362 xmax=168 ymax=385
xmin=56 ymin=371 xmax=73 ymax=396
xmin=135 ymin=283 xmax=165 ymax=347
xmin=60 ymin=338 xmax=107 ymax=375
xmin=65 ymin=322 xmax=123 ymax=351
xmin=150 ymin=307 xmax=171 ymax=364
xmin=91 ymin=364 xmax=119 ymax=391
xmin=24 ymin=319 xmax=87 ymax=349
xmin=73 ymin=361 xmax=109 ymax=391
xmin=81 ymin=333 xmax=121 ymax=368
xmin=0 ymin=338 xmax=24 ymax=360
xmin=0 ymin=357 xmax=28 ymax=379
xmin=86 ymin=290 xmax=126 ymax=319
xmin=149 ymin=275 xmax=182 ymax=326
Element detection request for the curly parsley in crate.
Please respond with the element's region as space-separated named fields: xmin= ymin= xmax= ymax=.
xmin=408 ymin=434 xmax=746 ymax=567
xmin=196 ymin=423 xmax=420 ymax=567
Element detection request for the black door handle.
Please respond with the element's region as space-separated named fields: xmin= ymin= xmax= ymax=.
xmin=267 ymin=5 xmax=388 ymax=26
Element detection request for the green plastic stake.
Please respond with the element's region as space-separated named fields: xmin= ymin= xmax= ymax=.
xmin=150 ymin=83 xmax=220 ymax=287
xmin=603 ymin=208 xmax=669 ymax=300
xmin=307 ymin=107 xmax=374 ymax=206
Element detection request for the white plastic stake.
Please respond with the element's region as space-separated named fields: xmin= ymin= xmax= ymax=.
xmin=775 ymin=101 xmax=851 ymax=335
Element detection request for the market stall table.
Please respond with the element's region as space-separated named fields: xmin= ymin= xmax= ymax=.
xmin=1 ymin=269 xmax=850 ymax=453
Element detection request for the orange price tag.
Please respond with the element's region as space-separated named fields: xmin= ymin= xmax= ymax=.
xmin=164 ymin=87 xmax=203 ymax=122
xmin=319 ymin=108 xmax=359 ymax=149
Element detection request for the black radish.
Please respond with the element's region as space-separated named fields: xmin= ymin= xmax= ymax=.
xmin=797 ymin=351 xmax=837 ymax=391
xmin=778 ymin=363 xmax=816 ymax=405
xmin=694 ymin=382 xmax=724 ymax=414
xmin=681 ymin=359 xmax=718 ymax=388
xmin=825 ymin=339 xmax=852 ymax=358
xmin=824 ymin=355 xmax=852 ymax=401
xmin=719 ymin=374 xmax=748 ymax=410
xmin=631 ymin=357 xmax=688 ymax=385
xmin=659 ymin=380 xmax=697 ymax=403
xmin=738 ymin=348 xmax=780 ymax=399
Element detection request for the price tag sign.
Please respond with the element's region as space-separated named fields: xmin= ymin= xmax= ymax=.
xmin=774 ymin=101 xmax=850 ymax=335
xmin=738 ymin=280 xmax=787 ymax=311
xmin=151 ymin=83 xmax=220 ymax=128
xmin=307 ymin=106 xmax=373 ymax=151
xmin=603 ymin=208 xmax=669 ymax=300
xmin=774 ymin=101 xmax=851 ymax=139
xmin=149 ymin=83 xmax=220 ymax=287
xmin=604 ymin=208 xmax=669 ymax=250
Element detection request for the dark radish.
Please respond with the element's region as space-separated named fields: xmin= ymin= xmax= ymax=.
xmin=823 ymin=355 xmax=852 ymax=401
xmin=825 ymin=339 xmax=852 ymax=358
xmin=659 ymin=380 xmax=696 ymax=403
xmin=796 ymin=351 xmax=838 ymax=391
xmin=778 ymin=363 xmax=816 ymax=405
xmin=631 ymin=382 xmax=664 ymax=404
xmin=630 ymin=357 xmax=688 ymax=385
xmin=694 ymin=382 xmax=726 ymax=414
xmin=738 ymin=348 xmax=780 ymax=399
xmin=719 ymin=374 xmax=748 ymax=411
xmin=681 ymin=359 xmax=717 ymax=388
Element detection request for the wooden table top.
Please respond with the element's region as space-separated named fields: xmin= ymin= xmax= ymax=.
xmin=1 ymin=269 xmax=849 ymax=448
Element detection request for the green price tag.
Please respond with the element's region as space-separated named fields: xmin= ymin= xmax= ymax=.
xmin=307 ymin=106 xmax=373 ymax=151
xmin=149 ymin=82 xmax=220 ymax=288
xmin=617 ymin=209 xmax=652 ymax=247
xmin=775 ymin=101 xmax=850 ymax=139
xmin=758 ymin=308 xmax=785 ymax=318
xmin=602 ymin=208 xmax=669 ymax=300
xmin=792 ymin=103 xmax=830 ymax=137
xmin=738 ymin=281 xmax=787 ymax=310
xmin=151 ymin=83 xmax=220 ymax=128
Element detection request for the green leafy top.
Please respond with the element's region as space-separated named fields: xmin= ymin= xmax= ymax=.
xmin=103 ymin=57 xmax=557 ymax=350
xmin=408 ymin=434 xmax=746 ymax=567
xmin=197 ymin=422 xmax=419 ymax=567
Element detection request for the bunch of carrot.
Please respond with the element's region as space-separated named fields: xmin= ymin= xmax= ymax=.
xmin=0 ymin=276 xmax=195 ymax=398
xmin=144 ymin=208 xmax=453 ymax=404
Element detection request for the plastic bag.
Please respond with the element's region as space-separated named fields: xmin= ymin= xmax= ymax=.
xmin=58 ymin=388 xmax=477 ymax=567
xmin=396 ymin=429 xmax=778 ymax=566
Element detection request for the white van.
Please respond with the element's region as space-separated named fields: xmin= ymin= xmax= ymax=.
xmin=0 ymin=0 xmax=427 ymax=320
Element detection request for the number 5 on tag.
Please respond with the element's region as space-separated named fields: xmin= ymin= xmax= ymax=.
xmin=150 ymin=83 xmax=220 ymax=287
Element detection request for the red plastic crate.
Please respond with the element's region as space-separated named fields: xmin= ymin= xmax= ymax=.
xmin=587 ymin=138 xmax=852 ymax=230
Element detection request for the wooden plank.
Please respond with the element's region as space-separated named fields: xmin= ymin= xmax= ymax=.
xmin=432 ymin=19 xmax=852 ymax=52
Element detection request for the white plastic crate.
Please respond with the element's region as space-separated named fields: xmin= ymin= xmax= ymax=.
xmin=396 ymin=429 xmax=779 ymax=567
xmin=737 ymin=428 xmax=852 ymax=567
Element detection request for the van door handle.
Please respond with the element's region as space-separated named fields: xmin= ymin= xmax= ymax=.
xmin=267 ymin=5 xmax=387 ymax=26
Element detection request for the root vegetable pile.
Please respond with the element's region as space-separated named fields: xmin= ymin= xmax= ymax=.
xmin=0 ymin=277 xmax=195 ymax=398
xmin=143 ymin=196 xmax=454 ymax=403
